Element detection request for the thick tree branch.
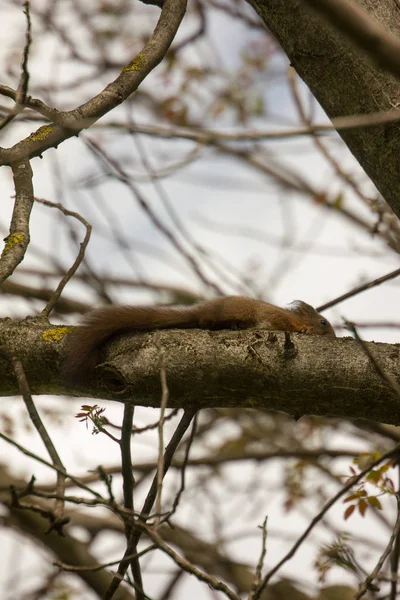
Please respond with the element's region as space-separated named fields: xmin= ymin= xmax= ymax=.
xmin=0 ymin=320 xmax=400 ymax=425
xmin=302 ymin=0 xmax=400 ymax=80
xmin=0 ymin=160 xmax=34 ymax=284
xmin=247 ymin=0 xmax=400 ymax=220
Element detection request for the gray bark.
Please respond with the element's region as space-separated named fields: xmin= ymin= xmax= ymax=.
xmin=247 ymin=0 xmax=400 ymax=219
xmin=2 ymin=319 xmax=400 ymax=425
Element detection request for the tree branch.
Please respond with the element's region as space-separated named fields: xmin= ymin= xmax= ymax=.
xmin=1 ymin=320 xmax=400 ymax=425
xmin=247 ymin=0 xmax=400 ymax=220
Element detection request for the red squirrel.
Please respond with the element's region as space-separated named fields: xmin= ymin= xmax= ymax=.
xmin=63 ymin=296 xmax=335 ymax=384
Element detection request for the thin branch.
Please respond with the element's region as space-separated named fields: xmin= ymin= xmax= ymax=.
xmin=127 ymin=119 xmax=240 ymax=296
xmin=288 ymin=68 xmax=373 ymax=207
xmin=249 ymin=516 xmax=268 ymax=600
xmin=17 ymin=1 xmax=32 ymax=105
xmin=132 ymin=409 xmax=180 ymax=434
xmin=0 ymin=347 xmax=67 ymax=527
xmin=101 ymin=108 xmax=400 ymax=143
xmin=390 ymin=466 xmax=400 ymax=600
xmin=55 ymin=544 xmax=156 ymax=573
xmin=207 ymin=0 xmax=263 ymax=28
xmin=334 ymin=321 xmax=400 ymax=330
xmin=34 ymin=197 xmax=92 ymax=318
xmin=155 ymin=348 xmax=169 ymax=528
xmin=172 ymin=0 xmax=206 ymax=53
xmin=7 ymin=98 xmax=400 ymax=141
xmin=120 ymin=404 xmax=135 ymax=519
xmin=136 ymin=522 xmax=241 ymax=600
xmin=104 ymin=409 xmax=197 ymax=600
xmin=139 ymin=409 xmax=197 ymax=522
xmin=0 ymin=84 xmax=59 ymax=122
xmin=318 ymin=267 xmax=400 ymax=312
xmin=119 ymin=402 xmax=145 ymax=600
xmin=346 ymin=321 xmax=400 ymax=399
xmin=4 ymin=495 xmax=136 ymax=600
xmin=14 ymin=268 xmax=202 ymax=302
xmin=252 ymin=443 xmax=400 ymax=599
xmin=158 ymin=570 xmax=184 ymax=600
xmin=0 ymin=1 xmax=32 ymax=131
xmin=0 ymin=278 xmax=90 ymax=313
xmin=354 ymin=496 xmax=400 ymax=598
xmin=0 ymin=429 xmax=101 ymax=498
xmin=212 ymin=141 xmax=375 ymax=242
xmin=165 ymin=412 xmax=198 ymax=522
xmin=35 ymin=447 xmax=360 ymax=492
xmin=85 ymin=137 xmax=222 ymax=295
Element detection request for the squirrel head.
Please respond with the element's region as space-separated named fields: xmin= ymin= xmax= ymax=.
xmin=288 ymin=301 xmax=336 ymax=336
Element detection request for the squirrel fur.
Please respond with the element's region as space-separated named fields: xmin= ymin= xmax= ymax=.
xmin=63 ymin=296 xmax=335 ymax=384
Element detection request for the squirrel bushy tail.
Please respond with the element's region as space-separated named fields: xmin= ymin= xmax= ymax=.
xmin=62 ymin=305 xmax=199 ymax=385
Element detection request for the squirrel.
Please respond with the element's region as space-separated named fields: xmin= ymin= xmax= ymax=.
xmin=62 ymin=296 xmax=335 ymax=384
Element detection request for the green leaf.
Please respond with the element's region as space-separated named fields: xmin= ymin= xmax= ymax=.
xmin=367 ymin=496 xmax=382 ymax=510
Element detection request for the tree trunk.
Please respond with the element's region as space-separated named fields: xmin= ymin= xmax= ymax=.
xmin=247 ymin=0 xmax=400 ymax=219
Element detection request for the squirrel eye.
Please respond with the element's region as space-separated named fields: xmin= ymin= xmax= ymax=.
xmin=320 ymin=319 xmax=327 ymax=326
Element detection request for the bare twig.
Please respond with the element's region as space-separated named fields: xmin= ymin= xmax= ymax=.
xmin=318 ymin=267 xmax=400 ymax=312
xmin=354 ymin=496 xmax=400 ymax=598
xmin=136 ymin=522 xmax=241 ymax=600
xmin=126 ymin=119 xmax=255 ymax=297
xmin=0 ymin=1 xmax=32 ymax=131
xmin=104 ymin=409 xmax=197 ymax=599
xmin=155 ymin=348 xmax=169 ymax=528
xmin=120 ymin=404 xmax=135 ymax=522
xmin=15 ymin=267 xmax=202 ymax=302
xmin=173 ymin=0 xmax=206 ymax=53
xmin=127 ymin=119 xmax=243 ymax=296
xmin=0 ymin=429 xmax=101 ymax=498
xmin=119 ymin=401 xmax=145 ymax=600
xmin=17 ymin=1 xmax=32 ymax=105
xmin=212 ymin=142 xmax=375 ymax=242
xmin=288 ymin=68 xmax=373 ymax=207
xmin=165 ymin=412 xmax=198 ymax=521
xmin=34 ymin=197 xmax=92 ymax=318
xmin=390 ymin=466 xmax=400 ymax=600
xmin=102 ymin=108 xmax=400 ymax=143
xmin=35 ymin=447 xmax=360 ymax=493
xmin=0 ymin=347 xmax=67 ymax=526
xmin=334 ymin=321 xmax=400 ymax=330
xmin=249 ymin=516 xmax=268 ymax=600
xmin=252 ymin=443 xmax=400 ymax=599
xmin=54 ymin=544 xmax=156 ymax=572
xmin=0 ymin=278 xmax=90 ymax=313
xmin=346 ymin=321 xmax=400 ymax=399
xmin=207 ymin=0 xmax=263 ymax=28
xmin=85 ymin=137 xmax=222 ymax=295
xmin=0 ymin=84 xmax=59 ymax=122
xmin=158 ymin=570 xmax=184 ymax=600
xmin=7 ymin=94 xmax=400 ymax=141
xmin=132 ymin=409 xmax=180 ymax=434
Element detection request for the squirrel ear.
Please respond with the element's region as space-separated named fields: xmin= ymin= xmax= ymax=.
xmin=288 ymin=300 xmax=318 ymax=317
